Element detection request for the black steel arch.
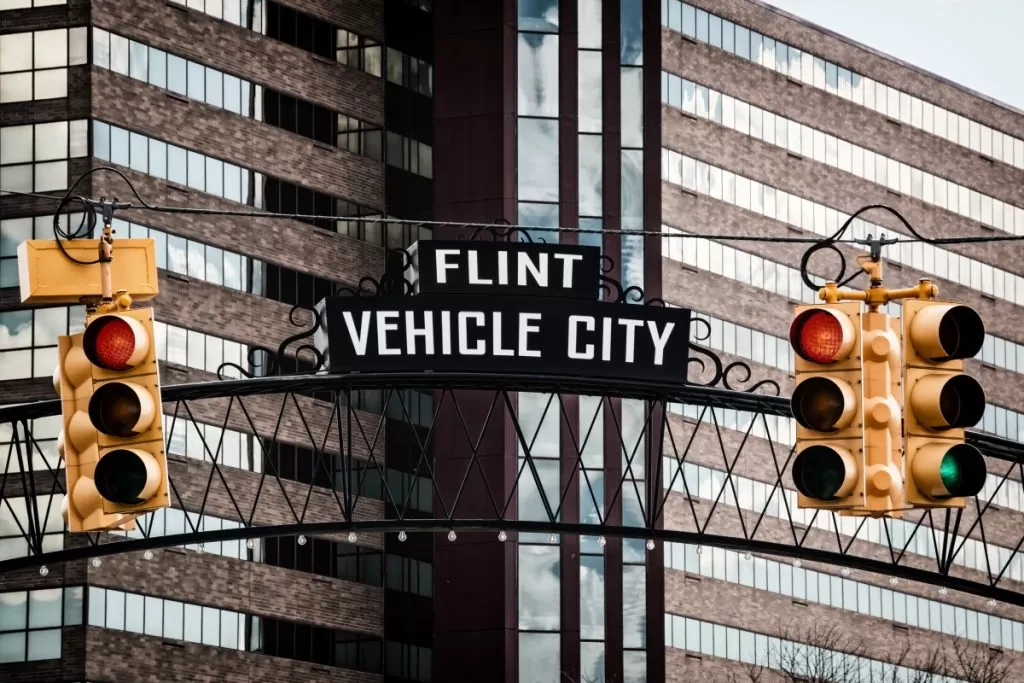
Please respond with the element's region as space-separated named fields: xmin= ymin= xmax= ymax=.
xmin=1 ymin=370 xmax=1023 ymax=610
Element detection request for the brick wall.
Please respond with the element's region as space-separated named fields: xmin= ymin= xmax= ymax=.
xmin=666 ymin=571 xmax=1024 ymax=679
xmin=88 ymin=166 xmax=386 ymax=286
xmin=0 ymin=0 xmax=89 ymax=32
xmin=84 ymin=627 xmax=383 ymax=682
xmin=92 ymin=0 xmax=384 ymax=124
xmin=686 ymin=0 xmax=1024 ymax=139
xmin=166 ymin=455 xmax=385 ymax=550
xmin=662 ymin=110 xmax=1020 ymax=277
xmin=662 ymin=182 xmax=1024 ymax=349
xmin=89 ymin=548 xmax=383 ymax=634
xmin=279 ymin=0 xmax=385 ymax=40
xmin=92 ymin=69 xmax=384 ymax=210
xmin=663 ymin=33 xmax=1024 ymax=204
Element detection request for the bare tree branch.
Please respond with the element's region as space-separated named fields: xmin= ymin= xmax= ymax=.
xmin=944 ymin=636 xmax=1014 ymax=683
xmin=774 ymin=621 xmax=866 ymax=683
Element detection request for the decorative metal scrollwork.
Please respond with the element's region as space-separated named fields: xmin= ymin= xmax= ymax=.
xmin=333 ymin=248 xmax=417 ymax=299
xmin=216 ymin=305 xmax=327 ymax=379
xmin=685 ymin=317 xmax=780 ymax=395
xmin=596 ymin=253 xmax=663 ymax=306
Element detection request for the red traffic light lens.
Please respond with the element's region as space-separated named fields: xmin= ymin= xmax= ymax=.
xmin=791 ymin=311 xmax=844 ymax=363
xmin=88 ymin=318 xmax=137 ymax=370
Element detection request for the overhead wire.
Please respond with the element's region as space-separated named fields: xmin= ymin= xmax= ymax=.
xmin=5 ymin=166 xmax=1024 ymax=248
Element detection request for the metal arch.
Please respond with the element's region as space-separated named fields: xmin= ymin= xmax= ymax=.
xmin=1 ymin=372 xmax=1023 ymax=610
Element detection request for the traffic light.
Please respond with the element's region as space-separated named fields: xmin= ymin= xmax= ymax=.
xmin=55 ymin=307 xmax=170 ymax=532
xmin=902 ymin=299 xmax=987 ymax=507
xmin=789 ymin=302 xmax=864 ymax=510
xmin=82 ymin=308 xmax=169 ymax=516
xmin=54 ymin=332 xmax=137 ymax=532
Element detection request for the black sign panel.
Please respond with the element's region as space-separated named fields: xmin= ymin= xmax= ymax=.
xmin=410 ymin=240 xmax=601 ymax=300
xmin=316 ymin=295 xmax=693 ymax=385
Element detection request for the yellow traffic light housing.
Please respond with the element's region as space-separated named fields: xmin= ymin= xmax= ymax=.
xmin=903 ymin=300 xmax=987 ymax=507
xmin=789 ymin=302 xmax=864 ymax=510
xmin=55 ymin=333 xmax=138 ymax=532
xmin=856 ymin=310 xmax=904 ymax=515
xmin=81 ymin=308 xmax=170 ymax=516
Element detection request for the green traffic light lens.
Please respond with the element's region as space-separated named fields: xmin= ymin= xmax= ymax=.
xmin=793 ymin=446 xmax=852 ymax=500
xmin=939 ymin=452 xmax=962 ymax=493
xmin=936 ymin=445 xmax=987 ymax=498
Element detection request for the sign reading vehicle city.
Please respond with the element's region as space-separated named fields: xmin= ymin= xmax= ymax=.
xmin=315 ymin=240 xmax=693 ymax=385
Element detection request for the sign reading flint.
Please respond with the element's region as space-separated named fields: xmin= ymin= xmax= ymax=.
xmin=315 ymin=240 xmax=693 ymax=385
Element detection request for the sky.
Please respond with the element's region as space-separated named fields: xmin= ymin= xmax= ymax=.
xmin=762 ymin=0 xmax=1024 ymax=112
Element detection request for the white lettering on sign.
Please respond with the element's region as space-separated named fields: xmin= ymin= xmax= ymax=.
xmin=377 ymin=311 xmax=401 ymax=355
xmin=435 ymin=249 xmax=461 ymax=284
xmin=423 ymin=246 xmax=592 ymax=291
xmin=553 ymin=253 xmax=583 ymax=288
xmin=520 ymin=313 xmax=542 ymax=357
xmin=337 ymin=309 xmax=680 ymax=368
xmin=342 ymin=311 xmax=372 ymax=355
xmin=468 ymin=250 xmax=493 ymax=285
xmin=405 ymin=310 xmax=435 ymax=355
xmin=568 ymin=315 xmax=595 ymax=360
xmin=458 ymin=312 xmax=486 ymax=355
xmin=648 ymin=320 xmax=674 ymax=365
xmin=517 ymin=252 xmax=548 ymax=288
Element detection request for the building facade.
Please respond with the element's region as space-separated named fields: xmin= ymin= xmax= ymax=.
xmin=0 ymin=0 xmax=1023 ymax=681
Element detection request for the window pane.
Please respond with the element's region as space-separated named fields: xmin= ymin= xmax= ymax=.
xmin=518 ymin=118 xmax=558 ymax=201
xmin=518 ymin=33 xmax=558 ymax=117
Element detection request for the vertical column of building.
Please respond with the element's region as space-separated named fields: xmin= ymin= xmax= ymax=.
xmin=557 ymin=3 xmax=582 ymax=678
xmin=432 ymin=2 xmax=518 ymax=680
xmin=640 ymin=1 xmax=665 ymax=679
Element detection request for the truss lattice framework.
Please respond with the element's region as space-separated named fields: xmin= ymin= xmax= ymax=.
xmin=1 ymin=372 xmax=1023 ymax=607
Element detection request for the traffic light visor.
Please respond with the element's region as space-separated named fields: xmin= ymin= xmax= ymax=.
xmin=792 ymin=377 xmax=857 ymax=432
xmin=790 ymin=309 xmax=855 ymax=363
xmin=910 ymin=374 xmax=986 ymax=430
xmin=93 ymin=448 xmax=162 ymax=505
xmin=910 ymin=304 xmax=985 ymax=362
xmin=83 ymin=315 xmax=150 ymax=371
xmin=911 ymin=443 xmax=987 ymax=499
xmin=792 ymin=445 xmax=857 ymax=500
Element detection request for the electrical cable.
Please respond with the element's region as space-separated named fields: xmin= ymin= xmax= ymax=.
xmin=6 ymin=166 xmax=1024 ymax=254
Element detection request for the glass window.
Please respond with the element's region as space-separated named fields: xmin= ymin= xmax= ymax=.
xmin=578 ymin=51 xmax=602 ymax=132
xmin=518 ymin=33 xmax=558 ymax=117
xmin=518 ymin=0 xmax=559 ymax=32
xmin=518 ymin=118 xmax=558 ymax=201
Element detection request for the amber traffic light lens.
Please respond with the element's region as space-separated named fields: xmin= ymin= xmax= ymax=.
xmin=88 ymin=383 xmax=143 ymax=438
xmin=93 ymin=449 xmax=153 ymax=504
xmin=791 ymin=311 xmax=844 ymax=363
xmin=792 ymin=378 xmax=849 ymax=432
xmin=938 ymin=375 xmax=986 ymax=429
xmin=936 ymin=306 xmax=985 ymax=361
xmin=792 ymin=446 xmax=852 ymax=501
xmin=84 ymin=318 xmax=137 ymax=370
